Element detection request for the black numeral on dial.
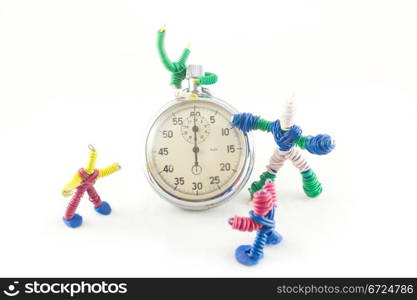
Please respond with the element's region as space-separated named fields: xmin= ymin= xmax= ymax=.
xmin=192 ymin=182 xmax=203 ymax=190
xmin=209 ymin=176 xmax=220 ymax=184
xmin=227 ymin=145 xmax=235 ymax=153
xmin=172 ymin=117 xmax=183 ymax=125
xmin=220 ymin=163 xmax=231 ymax=171
xmin=162 ymin=130 xmax=173 ymax=138
xmin=158 ymin=148 xmax=168 ymax=155
xmin=163 ymin=165 xmax=174 ymax=173
xmin=174 ymin=177 xmax=185 ymax=185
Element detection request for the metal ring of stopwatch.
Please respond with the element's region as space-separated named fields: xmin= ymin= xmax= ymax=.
xmin=144 ymin=95 xmax=254 ymax=210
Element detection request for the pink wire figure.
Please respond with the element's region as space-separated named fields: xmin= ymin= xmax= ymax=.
xmin=61 ymin=145 xmax=121 ymax=228
xmin=229 ymin=179 xmax=281 ymax=266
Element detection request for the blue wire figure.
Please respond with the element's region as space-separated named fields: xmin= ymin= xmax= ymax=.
xmin=231 ymin=99 xmax=335 ymax=199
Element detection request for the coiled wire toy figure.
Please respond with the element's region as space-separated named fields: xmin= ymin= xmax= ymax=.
xmin=229 ymin=179 xmax=281 ymax=266
xmin=61 ymin=145 xmax=121 ymax=228
xmin=231 ymin=98 xmax=335 ymax=199
xmin=157 ymin=25 xmax=218 ymax=96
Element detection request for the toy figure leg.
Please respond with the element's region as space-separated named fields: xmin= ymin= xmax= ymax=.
xmin=301 ymin=169 xmax=322 ymax=198
xmin=248 ymin=148 xmax=290 ymax=198
xmin=63 ymin=186 xmax=85 ymax=228
xmin=87 ymin=186 xmax=112 ymax=215
xmin=249 ymin=148 xmax=293 ymax=198
xmin=262 ymin=207 xmax=282 ymax=244
xmin=266 ymin=230 xmax=282 ymax=245
xmin=86 ymin=186 xmax=102 ymax=207
xmin=287 ymin=148 xmax=322 ymax=197
xmin=263 ymin=208 xmax=282 ymax=245
xmin=235 ymin=229 xmax=268 ymax=266
xmin=235 ymin=245 xmax=257 ymax=266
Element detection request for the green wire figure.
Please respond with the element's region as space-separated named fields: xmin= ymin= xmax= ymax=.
xmin=157 ymin=25 xmax=218 ymax=91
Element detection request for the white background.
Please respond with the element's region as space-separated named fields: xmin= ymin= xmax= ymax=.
xmin=0 ymin=0 xmax=416 ymax=277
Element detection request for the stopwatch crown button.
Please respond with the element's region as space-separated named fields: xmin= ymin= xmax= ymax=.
xmin=187 ymin=64 xmax=204 ymax=79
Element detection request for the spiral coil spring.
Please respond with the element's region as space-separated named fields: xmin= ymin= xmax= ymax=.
xmin=249 ymin=171 xmax=276 ymax=198
xmin=231 ymin=113 xmax=260 ymax=132
xmin=197 ymin=72 xmax=218 ymax=85
xmin=157 ymin=28 xmax=190 ymax=88
xmin=64 ymin=185 xmax=85 ymax=220
xmin=267 ymin=147 xmax=310 ymax=174
xmin=231 ymin=188 xmax=276 ymax=232
xmin=302 ymin=169 xmax=322 ymax=198
xmin=288 ymin=148 xmax=310 ymax=172
xmin=255 ymin=118 xmax=271 ymax=131
xmin=231 ymin=217 xmax=262 ymax=232
xmin=253 ymin=190 xmax=273 ymax=216
xmin=99 ymin=163 xmax=121 ymax=178
xmin=263 ymin=180 xmax=277 ymax=204
xmin=87 ymin=186 xmax=102 ymax=207
xmin=296 ymin=134 xmax=335 ymax=155
xmin=85 ymin=150 xmax=97 ymax=174
xmin=250 ymin=228 xmax=268 ymax=258
xmin=249 ymin=209 xmax=276 ymax=259
xmin=157 ymin=26 xmax=218 ymax=89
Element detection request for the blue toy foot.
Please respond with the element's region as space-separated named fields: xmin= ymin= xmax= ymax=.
xmin=235 ymin=245 xmax=263 ymax=266
xmin=266 ymin=230 xmax=283 ymax=245
xmin=63 ymin=214 xmax=83 ymax=228
xmin=94 ymin=201 xmax=112 ymax=215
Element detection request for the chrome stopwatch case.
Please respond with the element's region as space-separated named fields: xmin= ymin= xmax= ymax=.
xmin=145 ymin=66 xmax=254 ymax=210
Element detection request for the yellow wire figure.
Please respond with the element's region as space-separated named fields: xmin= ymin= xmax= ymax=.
xmin=61 ymin=144 xmax=121 ymax=228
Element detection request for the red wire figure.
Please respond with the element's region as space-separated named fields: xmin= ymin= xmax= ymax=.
xmin=61 ymin=145 xmax=121 ymax=228
xmin=229 ymin=179 xmax=281 ymax=266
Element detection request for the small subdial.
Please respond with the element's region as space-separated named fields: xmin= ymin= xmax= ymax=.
xmin=181 ymin=115 xmax=211 ymax=144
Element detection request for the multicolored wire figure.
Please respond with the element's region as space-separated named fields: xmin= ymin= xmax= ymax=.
xmin=229 ymin=179 xmax=281 ymax=266
xmin=61 ymin=145 xmax=121 ymax=228
xmin=231 ymin=97 xmax=335 ymax=199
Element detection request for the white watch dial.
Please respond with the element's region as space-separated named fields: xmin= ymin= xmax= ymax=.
xmin=146 ymin=99 xmax=248 ymax=202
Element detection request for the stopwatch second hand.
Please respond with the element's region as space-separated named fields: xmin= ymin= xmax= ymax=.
xmin=193 ymin=106 xmax=199 ymax=166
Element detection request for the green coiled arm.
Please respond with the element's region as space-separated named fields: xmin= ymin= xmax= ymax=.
xmin=157 ymin=26 xmax=218 ymax=89
xmin=157 ymin=26 xmax=190 ymax=88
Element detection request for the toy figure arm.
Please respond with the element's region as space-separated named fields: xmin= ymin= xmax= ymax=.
xmin=295 ymin=134 xmax=335 ymax=155
xmin=195 ymin=72 xmax=218 ymax=85
xmin=229 ymin=216 xmax=262 ymax=232
xmin=98 ymin=163 xmax=121 ymax=178
xmin=231 ymin=113 xmax=272 ymax=133
xmin=85 ymin=145 xmax=97 ymax=174
xmin=157 ymin=25 xmax=176 ymax=73
xmin=61 ymin=173 xmax=82 ymax=197
xmin=232 ymin=114 xmax=303 ymax=152
xmin=178 ymin=43 xmax=191 ymax=66
xmin=157 ymin=26 xmax=190 ymax=88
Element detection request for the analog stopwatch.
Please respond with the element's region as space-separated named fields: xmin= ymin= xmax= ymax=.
xmin=145 ymin=65 xmax=254 ymax=210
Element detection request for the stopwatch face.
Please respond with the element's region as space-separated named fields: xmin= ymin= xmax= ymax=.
xmin=145 ymin=97 xmax=254 ymax=210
